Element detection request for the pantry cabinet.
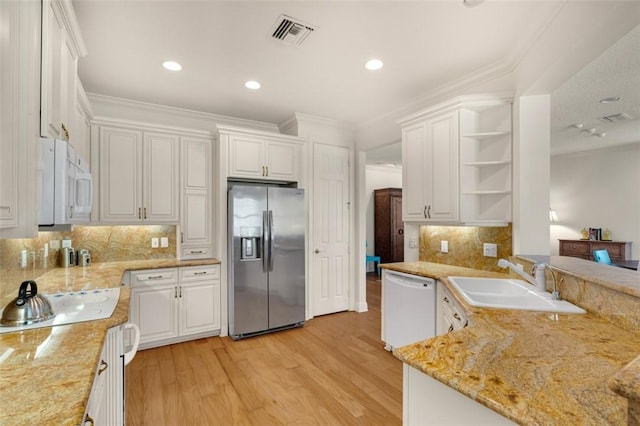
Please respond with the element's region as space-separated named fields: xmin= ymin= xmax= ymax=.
xmin=179 ymin=137 xmax=214 ymax=259
xmin=98 ymin=126 xmax=179 ymax=223
xmin=130 ymin=265 xmax=220 ymax=349
xmin=40 ymin=0 xmax=87 ymax=143
xmin=401 ymin=111 xmax=459 ymax=222
xmin=399 ymin=96 xmax=512 ymax=225
xmin=221 ymin=126 xmax=303 ymax=182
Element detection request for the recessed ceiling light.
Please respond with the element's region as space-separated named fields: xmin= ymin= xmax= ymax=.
xmin=365 ymin=59 xmax=384 ymax=71
xmin=594 ymin=132 xmax=607 ymax=138
xmin=583 ymin=128 xmax=597 ymax=134
xmin=245 ymin=80 xmax=261 ymax=90
xmin=599 ymin=96 xmax=620 ymax=103
xmin=162 ymin=61 xmax=182 ymax=71
xmin=571 ymin=123 xmax=584 ymax=129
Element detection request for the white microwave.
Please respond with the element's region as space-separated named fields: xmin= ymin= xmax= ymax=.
xmin=38 ymin=138 xmax=93 ymax=227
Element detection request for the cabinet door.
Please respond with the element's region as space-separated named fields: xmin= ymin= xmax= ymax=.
xmin=228 ymin=135 xmax=265 ymax=178
xmin=41 ymin=0 xmax=65 ymax=139
xmin=179 ymin=280 xmax=220 ymax=336
xmin=143 ymin=132 xmax=179 ymax=222
xmin=180 ymin=137 xmax=212 ymax=254
xmin=402 ymin=123 xmax=429 ymax=220
xmin=265 ymin=141 xmax=297 ymax=181
xmin=426 ymin=111 xmax=459 ymax=222
xmin=99 ymin=126 xmax=143 ymax=222
xmin=131 ymin=285 xmax=179 ymax=344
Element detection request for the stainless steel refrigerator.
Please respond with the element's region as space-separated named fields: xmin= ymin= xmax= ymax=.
xmin=228 ymin=184 xmax=305 ymax=340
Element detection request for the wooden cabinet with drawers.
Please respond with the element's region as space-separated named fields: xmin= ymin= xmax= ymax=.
xmin=559 ymin=239 xmax=631 ymax=262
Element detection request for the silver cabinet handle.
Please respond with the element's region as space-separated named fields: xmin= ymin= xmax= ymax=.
xmin=179 ymin=286 xmax=182 ymax=298
xmin=194 ymin=271 xmax=208 ymax=275
xmin=443 ymin=296 xmax=450 ymax=304
xmin=453 ymin=312 xmax=461 ymax=320
xmin=423 ymin=206 xmax=427 ymax=218
xmin=427 ymin=205 xmax=431 ymax=219
xmin=174 ymin=286 xmax=178 ymax=298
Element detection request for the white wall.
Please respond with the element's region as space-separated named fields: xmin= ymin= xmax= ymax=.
xmin=550 ymin=143 xmax=640 ymax=257
xmin=365 ymin=165 xmax=402 ymax=271
xmin=512 ymin=95 xmax=551 ymax=255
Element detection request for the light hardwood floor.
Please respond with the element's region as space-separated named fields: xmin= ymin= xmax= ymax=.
xmin=126 ymin=274 xmax=402 ymax=425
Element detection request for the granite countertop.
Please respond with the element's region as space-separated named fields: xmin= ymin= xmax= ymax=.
xmin=0 ymin=258 xmax=220 ymax=426
xmin=382 ymin=261 xmax=640 ymax=425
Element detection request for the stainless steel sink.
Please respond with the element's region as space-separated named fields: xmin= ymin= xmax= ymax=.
xmin=447 ymin=277 xmax=586 ymax=314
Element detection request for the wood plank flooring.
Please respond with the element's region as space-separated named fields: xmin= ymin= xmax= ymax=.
xmin=126 ymin=274 xmax=402 ymax=425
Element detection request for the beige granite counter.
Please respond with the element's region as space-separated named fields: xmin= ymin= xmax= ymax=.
xmin=382 ymin=261 xmax=640 ymax=425
xmin=0 ymin=258 xmax=220 ymax=426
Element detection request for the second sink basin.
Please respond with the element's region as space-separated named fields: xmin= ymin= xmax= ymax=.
xmin=447 ymin=277 xmax=586 ymax=314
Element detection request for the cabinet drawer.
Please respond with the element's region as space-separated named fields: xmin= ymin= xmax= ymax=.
xmin=181 ymin=246 xmax=212 ymax=259
xmin=561 ymin=241 xmax=589 ymax=255
xmin=179 ymin=265 xmax=220 ymax=282
xmin=591 ymin=242 xmax=623 ymax=257
xmin=131 ymin=268 xmax=178 ymax=287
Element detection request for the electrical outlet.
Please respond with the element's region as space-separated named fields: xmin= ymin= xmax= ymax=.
xmin=409 ymin=238 xmax=418 ymax=248
xmin=160 ymin=237 xmax=169 ymax=248
xmin=62 ymin=239 xmax=72 ymax=248
xmin=441 ymin=240 xmax=448 ymax=253
xmin=151 ymin=238 xmax=159 ymax=248
xmin=483 ymin=243 xmax=497 ymax=257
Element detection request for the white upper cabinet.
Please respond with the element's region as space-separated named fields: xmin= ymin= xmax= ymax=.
xmin=98 ymin=125 xmax=179 ymax=223
xmin=179 ymin=136 xmax=213 ymax=259
xmin=399 ymin=96 xmax=512 ymax=225
xmin=401 ymin=111 xmax=459 ymax=223
xmin=222 ymin=126 xmax=304 ymax=182
xmin=40 ymin=0 xmax=87 ymax=143
xmin=0 ymin=0 xmax=40 ymax=237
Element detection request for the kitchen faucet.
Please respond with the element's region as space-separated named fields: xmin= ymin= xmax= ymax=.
xmin=496 ymin=259 xmax=545 ymax=292
xmin=497 ymin=259 xmax=561 ymax=299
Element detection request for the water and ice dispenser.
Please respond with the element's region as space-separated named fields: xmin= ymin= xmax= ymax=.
xmin=240 ymin=227 xmax=261 ymax=260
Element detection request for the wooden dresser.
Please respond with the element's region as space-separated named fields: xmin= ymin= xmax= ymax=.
xmin=374 ymin=188 xmax=404 ymax=263
xmin=559 ymin=239 xmax=631 ymax=262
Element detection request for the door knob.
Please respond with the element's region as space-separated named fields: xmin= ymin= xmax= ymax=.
xmin=398 ymin=229 xmax=404 ymax=235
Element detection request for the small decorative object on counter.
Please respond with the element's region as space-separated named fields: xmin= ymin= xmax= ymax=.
xmin=589 ymin=228 xmax=602 ymax=241
xmin=580 ymin=228 xmax=589 ymax=240
xmin=602 ymin=228 xmax=611 ymax=241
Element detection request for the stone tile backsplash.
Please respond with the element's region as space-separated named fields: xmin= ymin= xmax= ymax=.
xmin=0 ymin=225 xmax=176 ymax=272
xmin=419 ymin=224 xmax=513 ymax=272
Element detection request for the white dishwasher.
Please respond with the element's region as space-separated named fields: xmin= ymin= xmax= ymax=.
xmin=383 ymin=270 xmax=436 ymax=351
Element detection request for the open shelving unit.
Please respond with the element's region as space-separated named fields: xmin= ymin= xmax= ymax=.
xmin=459 ymin=101 xmax=512 ymax=224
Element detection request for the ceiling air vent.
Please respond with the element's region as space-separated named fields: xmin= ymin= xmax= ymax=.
xmin=271 ymin=14 xmax=317 ymax=46
xmin=597 ymin=112 xmax=632 ymax=123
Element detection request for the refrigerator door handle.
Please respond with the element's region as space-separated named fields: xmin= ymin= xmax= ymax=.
xmin=268 ymin=210 xmax=274 ymax=272
xmin=262 ymin=210 xmax=269 ymax=273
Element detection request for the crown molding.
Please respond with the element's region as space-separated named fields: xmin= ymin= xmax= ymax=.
xmin=87 ymin=93 xmax=280 ymax=133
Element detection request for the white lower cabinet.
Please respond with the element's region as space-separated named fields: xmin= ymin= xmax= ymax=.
xmin=84 ymin=323 xmax=140 ymax=426
xmin=130 ymin=265 xmax=220 ymax=349
xmin=436 ymin=282 xmax=468 ymax=335
xmin=403 ymin=364 xmax=516 ymax=425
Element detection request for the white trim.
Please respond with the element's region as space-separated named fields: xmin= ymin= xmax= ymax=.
xmin=55 ymin=0 xmax=87 ymax=57
xmin=87 ymin=93 xmax=280 ymax=133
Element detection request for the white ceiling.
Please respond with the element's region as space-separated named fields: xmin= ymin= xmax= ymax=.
xmin=73 ymin=1 xmax=640 ymax=158
xmin=551 ymin=25 xmax=640 ymax=156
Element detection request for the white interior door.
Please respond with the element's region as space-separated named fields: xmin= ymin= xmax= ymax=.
xmin=312 ymin=143 xmax=350 ymax=316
